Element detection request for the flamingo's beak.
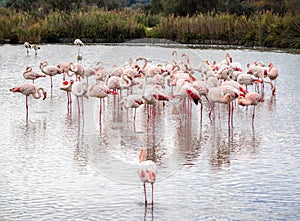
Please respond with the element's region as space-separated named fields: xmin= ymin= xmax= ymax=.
xmin=10 ymin=87 xmax=20 ymax=92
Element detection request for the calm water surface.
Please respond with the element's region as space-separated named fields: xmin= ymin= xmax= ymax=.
xmin=0 ymin=43 xmax=299 ymax=220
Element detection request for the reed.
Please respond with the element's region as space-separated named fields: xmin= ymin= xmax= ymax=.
xmin=0 ymin=7 xmax=299 ymax=49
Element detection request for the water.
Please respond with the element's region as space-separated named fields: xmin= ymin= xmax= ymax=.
xmin=0 ymin=42 xmax=299 ymax=220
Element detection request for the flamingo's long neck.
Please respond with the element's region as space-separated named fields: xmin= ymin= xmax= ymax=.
xmin=139 ymin=149 xmax=146 ymax=163
xmin=32 ymin=88 xmax=45 ymax=99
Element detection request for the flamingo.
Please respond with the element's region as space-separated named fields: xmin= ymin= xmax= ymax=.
xmin=23 ymin=66 xmax=46 ymax=83
xmin=237 ymin=73 xmax=261 ymax=91
xmin=83 ymin=66 xmax=96 ymax=84
xmin=72 ymin=81 xmax=88 ymax=117
xmin=238 ymin=92 xmax=264 ymax=127
xmin=9 ymin=83 xmax=47 ymax=119
xmin=74 ymin=39 xmax=84 ymax=62
xmin=40 ymin=61 xmax=61 ymax=96
xmin=69 ymin=62 xmax=85 ymax=80
xmin=266 ymin=62 xmax=279 ymax=95
xmin=89 ymin=82 xmax=117 ymax=121
xmin=121 ymin=94 xmax=144 ymax=121
xmin=60 ymin=79 xmax=74 ymax=112
xmin=207 ymin=86 xmax=231 ymax=121
xmin=31 ymin=44 xmax=40 ymax=56
xmin=57 ymin=62 xmax=71 ymax=80
xmin=138 ymin=148 xmax=157 ymax=206
xmin=24 ymin=42 xmax=31 ymax=55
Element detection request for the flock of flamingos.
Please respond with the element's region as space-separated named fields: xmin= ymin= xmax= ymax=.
xmin=9 ymin=39 xmax=279 ymax=206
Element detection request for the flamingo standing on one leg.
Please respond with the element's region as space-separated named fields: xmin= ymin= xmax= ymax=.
xmin=40 ymin=61 xmax=61 ymax=96
xmin=23 ymin=66 xmax=46 ymax=83
xmin=138 ymin=148 xmax=157 ymax=207
xmin=9 ymin=83 xmax=47 ymax=120
xmin=60 ymin=80 xmax=74 ymax=113
xmin=238 ymin=92 xmax=264 ymax=127
xmin=266 ymin=62 xmax=279 ymax=95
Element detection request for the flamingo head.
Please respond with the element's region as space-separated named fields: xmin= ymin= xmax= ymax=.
xmin=42 ymin=90 xmax=47 ymax=100
xmin=9 ymin=87 xmax=21 ymax=93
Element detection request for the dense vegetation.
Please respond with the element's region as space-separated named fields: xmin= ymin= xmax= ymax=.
xmin=0 ymin=0 xmax=299 ymax=49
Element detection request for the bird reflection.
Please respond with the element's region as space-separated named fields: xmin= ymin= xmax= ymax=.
xmin=144 ymin=205 xmax=154 ymax=221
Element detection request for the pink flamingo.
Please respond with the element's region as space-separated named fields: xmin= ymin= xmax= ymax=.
xmin=40 ymin=61 xmax=61 ymax=96
xmin=10 ymin=83 xmax=47 ymax=120
xmin=121 ymin=94 xmax=144 ymax=121
xmin=266 ymin=62 xmax=279 ymax=95
xmin=83 ymin=66 xmax=96 ymax=84
xmin=57 ymin=62 xmax=71 ymax=80
xmin=138 ymin=148 xmax=157 ymax=206
xmin=23 ymin=66 xmax=46 ymax=83
xmin=238 ymin=92 xmax=264 ymax=127
xmin=69 ymin=62 xmax=84 ymax=80
xmin=60 ymin=79 xmax=74 ymax=112
xmin=207 ymin=86 xmax=231 ymax=122
xmin=89 ymin=82 xmax=117 ymax=123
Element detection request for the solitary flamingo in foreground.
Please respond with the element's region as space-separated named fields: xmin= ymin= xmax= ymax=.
xmin=138 ymin=148 xmax=157 ymax=207
xmin=10 ymin=83 xmax=47 ymax=120
xmin=238 ymin=92 xmax=264 ymax=127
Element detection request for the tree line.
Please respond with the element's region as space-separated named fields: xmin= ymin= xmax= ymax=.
xmin=2 ymin=0 xmax=300 ymax=16
xmin=0 ymin=0 xmax=299 ymax=49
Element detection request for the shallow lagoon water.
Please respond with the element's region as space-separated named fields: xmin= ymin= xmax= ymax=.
xmin=0 ymin=43 xmax=299 ymax=220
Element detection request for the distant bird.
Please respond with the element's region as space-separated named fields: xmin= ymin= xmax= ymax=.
xmin=138 ymin=148 xmax=157 ymax=206
xmin=24 ymin=42 xmax=31 ymax=55
xmin=10 ymin=83 xmax=47 ymax=119
xmin=74 ymin=39 xmax=84 ymax=62
xmin=238 ymin=92 xmax=264 ymax=127
xmin=31 ymin=44 xmax=40 ymax=56
xmin=23 ymin=66 xmax=46 ymax=83
xmin=74 ymin=38 xmax=84 ymax=46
